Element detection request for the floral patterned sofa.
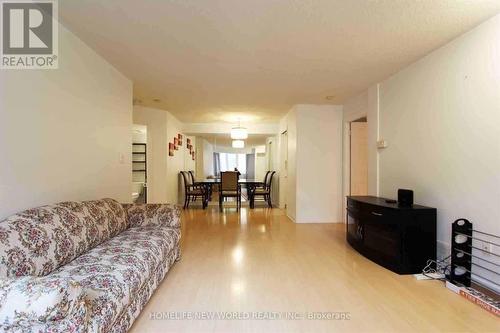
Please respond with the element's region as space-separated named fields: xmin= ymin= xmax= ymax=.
xmin=0 ymin=198 xmax=181 ymax=333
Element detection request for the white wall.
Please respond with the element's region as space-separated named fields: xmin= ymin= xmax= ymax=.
xmin=266 ymin=136 xmax=279 ymax=172
xmin=166 ymin=112 xmax=186 ymax=204
xmin=184 ymin=136 xmax=196 ymax=175
xmin=195 ymin=139 xmax=204 ymax=178
xmin=255 ymin=153 xmax=266 ymax=181
xmin=367 ymin=86 xmax=380 ymax=196
xmin=295 ymin=105 xmax=344 ymax=223
xmin=378 ymin=14 xmax=500 ymax=262
xmin=278 ymin=117 xmax=288 ymax=210
xmin=133 ymin=106 xmax=194 ymax=204
xmin=214 ymin=146 xmax=253 ymax=154
xmin=343 ymin=90 xmax=369 ymax=214
xmin=341 ymin=14 xmax=500 ymax=290
xmin=195 ymin=138 xmax=214 ymax=178
xmin=133 ymin=106 xmax=168 ymax=203
xmin=281 ymin=105 xmax=344 ymax=223
xmin=284 ymin=110 xmax=297 ymax=221
xmin=203 ymin=141 xmax=214 ymax=177
xmin=343 ymin=86 xmax=380 ymax=198
xmin=0 ymin=24 xmax=132 ymax=219
xmin=343 ymin=91 xmax=369 ymax=122
xmin=132 ymin=125 xmax=147 ymax=144
xmin=342 ymin=85 xmax=380 ymax=221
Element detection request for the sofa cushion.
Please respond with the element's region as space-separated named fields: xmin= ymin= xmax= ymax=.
xmin=0 ymin=198 xmax=127 ymax=278
xmin=50 ymin=225 xmax=180 ymax=332
xmin=123 ymin=203 xmax=181 ymax=229
xmin=0 ymin=275 xmax=85 ymax=325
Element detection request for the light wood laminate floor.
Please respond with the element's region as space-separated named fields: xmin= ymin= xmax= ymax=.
xmin=129 ymin=207 xmax=498 ymax=333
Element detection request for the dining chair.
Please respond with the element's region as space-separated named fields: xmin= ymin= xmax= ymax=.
xmin=188 ymin=170 xmax=196 ymax=184
xmin=188 ymin=170 xmax=207 ymax=194
xmin=219 ymin=171 xmax=241 ymax=211
xmin=253 ymin=171 xmax=276 ymax=208
xmin=257 ymin=171 xmax=271 ymax=189
xmin=180 ymin=171 xmax=205 ymax=209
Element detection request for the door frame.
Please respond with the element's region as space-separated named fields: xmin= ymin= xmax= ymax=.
xmin=342 ymin=115 xmax=367 ymax=223
xmin=279 ymin=130 xmax=288 ymax=210
xmin=349 ymin=119 xmax=368 ymax=197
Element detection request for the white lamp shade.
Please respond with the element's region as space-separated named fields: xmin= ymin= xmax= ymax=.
xmin=232 ymin=140 xmax=245 ymax=148
xmin=230 ymin=127 xmax=248 ymax=139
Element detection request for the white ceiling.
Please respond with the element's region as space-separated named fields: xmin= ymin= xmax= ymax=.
xmin=59 ymin=0 xmax=500 ymax=123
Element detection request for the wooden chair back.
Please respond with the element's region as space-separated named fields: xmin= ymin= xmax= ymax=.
xmin=188 ymin=170 xmax=196 ymax=184
xmin=180 ymin=171 xmax=192 ymax=190
xmin=266 ymin=171 xmax=276 ymax=190
xmin=263 ymin=171 xmax=271 ymax=185
xmin=220 ymin=171 xmax=239 ymax=191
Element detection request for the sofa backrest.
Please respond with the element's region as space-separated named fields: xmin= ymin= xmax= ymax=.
xmin=0 ymin=198 xmax=127 ymax=278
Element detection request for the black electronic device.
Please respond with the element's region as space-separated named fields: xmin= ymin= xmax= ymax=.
xmin=398 ymin=189 xmax=414 ymax=207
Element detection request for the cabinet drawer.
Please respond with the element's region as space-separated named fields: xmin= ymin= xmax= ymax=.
xmin=361 ymin=204 xmax=398 ymax=224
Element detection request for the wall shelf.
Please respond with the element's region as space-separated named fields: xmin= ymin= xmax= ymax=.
xmin=132 ymin=143 xmax=147 ymax=203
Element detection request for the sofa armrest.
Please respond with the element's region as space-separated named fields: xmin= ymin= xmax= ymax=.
xmin=123 ymin=203 xmax=181 ymax=229
xmin=0 ymin=275 xmax=87 ymax=327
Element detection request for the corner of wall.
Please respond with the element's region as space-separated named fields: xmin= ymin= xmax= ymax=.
xmin=367 ymin=84 xmax=380 ymax=197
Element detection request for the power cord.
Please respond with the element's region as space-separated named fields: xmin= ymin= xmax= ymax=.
xmin=422 ymin=255 xmax=451 ymax=281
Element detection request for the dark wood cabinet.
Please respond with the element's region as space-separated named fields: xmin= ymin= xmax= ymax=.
xmin=346 ymin=196 xmax=436 ymax=274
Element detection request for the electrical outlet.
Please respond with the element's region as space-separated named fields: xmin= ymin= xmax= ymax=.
xmin=480 ymin=241 xmax=492 ymax=255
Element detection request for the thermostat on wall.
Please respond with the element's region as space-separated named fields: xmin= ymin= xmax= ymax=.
xmin=377 ymin=140 xmax=388 ymax=149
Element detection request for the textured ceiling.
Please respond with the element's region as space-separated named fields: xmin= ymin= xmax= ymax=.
xmin=194 ymin=134 xmax=269 ymax=148
xmin=59 ymin=0 xmax=500 ymax=123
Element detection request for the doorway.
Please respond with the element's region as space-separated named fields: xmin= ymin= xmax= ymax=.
xmin=349 ymin=118 xmax=368 ymax=196
xmin=132 ymin=124 xmax=148 ymax=203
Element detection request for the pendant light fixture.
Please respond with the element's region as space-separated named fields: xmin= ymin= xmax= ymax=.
xmin=230 ymin=119 xmax=248 ymax=140
xmin=232 ymin=140 xmax=245 ymax=148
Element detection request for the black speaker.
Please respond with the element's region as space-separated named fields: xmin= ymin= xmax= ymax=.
xmin=398 ymin=189 xmax=413 ymax=207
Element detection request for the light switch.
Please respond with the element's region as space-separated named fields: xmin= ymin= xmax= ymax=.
xmin=377 ymin=140 xmax=388 ymax=149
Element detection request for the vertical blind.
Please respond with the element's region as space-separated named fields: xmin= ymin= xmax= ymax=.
xmin=213 ymin=153 xmax=247 ymax=176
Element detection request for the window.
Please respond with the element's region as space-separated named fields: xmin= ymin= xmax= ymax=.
xmin=218 ymin=153 xmax=247 ymax=175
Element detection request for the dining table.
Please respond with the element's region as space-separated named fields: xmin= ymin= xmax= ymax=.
xmin=194 ymin=178 xmax=265 ymax=209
